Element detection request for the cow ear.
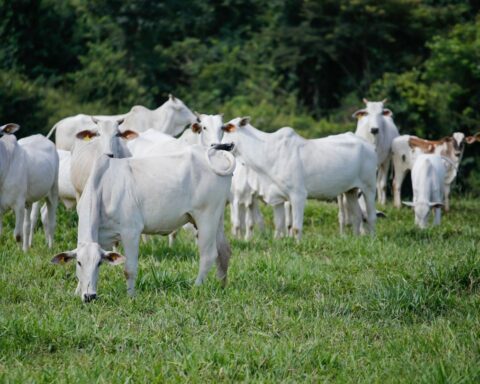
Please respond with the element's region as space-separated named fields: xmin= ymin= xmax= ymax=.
xmin=102 ymin=251 xmax=126 ymax=266
xmin=466 ymin=134 xmax=479 ymax=144
xmin=191 ymin=122 xmax=202 ymax=134
xmin=222 ymin=123 xmax=236 ymax=133
xmin=239 ymin=117 xmax=250 ymax=127
xmin=402 ymin=201 xmax=415 ymax=208
xmin=169 ymin=94 xmax=176 ymax=102
xmin=429 ymin=202 xmax=443 ymax=209
xmin=1 ymin=123 xmax=20 ymax=134
xmin=382 ymin=109 xmax=393 ymax=117
xmin=119 ymin=130 xmax=138 ymax=140
xmin=51 ymin=251 xmax=76 ymax=264
xmin=76 ymin=130 xmax=97 ymax=141
xmin=352 ymin=109 xmax=367 ymax=119
xmin=91 ymin=116 xmax=99 ymax=125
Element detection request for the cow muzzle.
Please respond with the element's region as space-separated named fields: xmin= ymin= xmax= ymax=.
xmin=211 ymin=143 xmax=235 ymax=152
xmin=83 ymin=293 xmax=97 ymax=303
xmin=370 ymin=128 xmax=379 ymax=135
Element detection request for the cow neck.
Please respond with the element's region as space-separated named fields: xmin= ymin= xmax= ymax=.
xmin=0 ymin=135 xmax=18 ymax=181
xmin=235 ymin=124 xmax=269 ymax=174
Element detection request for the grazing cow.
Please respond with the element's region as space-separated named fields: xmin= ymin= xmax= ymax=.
xmin=353 ymin=98 xmax=399 ymax=205
xmin=222 ymin=117 xmax=377 ymax=240
xmin=51 ymin=145 xmax=235 ymax=302
xmin=48 ymin=95 xmax=196 ymax=150
xmin=403 ymin=154 xmax=445 ymax=228
xmin=392 ymin=132 xmax=476 ymax=210
xmin=0 ymin=124 xmax=58 ymax=251
xmin=70 ymin=118 xmax=138 ymax=198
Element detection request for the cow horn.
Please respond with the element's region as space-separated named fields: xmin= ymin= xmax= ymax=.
xmin=382 ymin=98 xmax=388 ymax=104
xmin=363 ymin=98 xmax=369 ymax=104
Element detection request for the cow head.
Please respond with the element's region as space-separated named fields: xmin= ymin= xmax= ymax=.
xmin=0 ymin=123 xmax=20 ymax=136
xmin=352 ymin=98 xmax=392 ymax=144
xmin=402 ymin=200 xmax=443 ymax=229
xmin=190 ymin=113 xmax=225 ymax=147
xmin=164 ymin=94 xmax=197 ymax=136
xmin=76 ymin=118 xmax=138 ymax=158
xmin=221 ymin=117 xmax=250 ymax=154
xmin=52 ymin=242 xmax=125 ymax=302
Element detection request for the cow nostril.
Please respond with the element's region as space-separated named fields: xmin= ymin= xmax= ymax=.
xmin=83 ymin=293 xmax=97 ymax=303
xmin=106 ymin=154 xmax=114 ymax=158
xmin=371 ymin=128 xmax=379 ymax=135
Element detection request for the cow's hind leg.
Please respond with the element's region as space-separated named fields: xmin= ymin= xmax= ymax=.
xmin=273 ymin=203 xmax=286 ymax=238
xmin=291 ymin=194 xmax=307 ymax=241
xmin=29 ymin=201 xmax=41 ymax=247
xmin=215 ymin=215 xmax=231 ymax=287
xmin=252 ymin=198 xmax=265 ymax=232
xmin=362 ymin=187 xmax=377 ymax=235
xmin=23 ymin=204 xmax=32 ymax=251
xmin=194 ymin=209 xmax=223 ymax=286
xmin=345 ymin=189 xmax=362 ymax=235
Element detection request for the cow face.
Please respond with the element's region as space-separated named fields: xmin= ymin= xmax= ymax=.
xmin=403 ymin=201 xmax=443 ymax=229
xmin=76 ymin=118 xmax=137 ymax=158
xmin=451 ymin=132 xmax=466 ymax=159
xmin=221 ymin=116 xmax=250 ymax=155
xmin=353 ymin=99 xmax=392 ymax=145
xmin=52 ymin=242 xmax=125 ymax=302
xmin=191 ymin=113 xmax=225 ymax=147
xmin=166 ymin=94 xmax=197 ymax=135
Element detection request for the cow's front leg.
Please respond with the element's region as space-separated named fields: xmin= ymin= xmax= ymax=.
xmin=273 ymin=203 xmax=286 ymax=238
xmin=377 ymin=162 xmax=389 ymax=206
xmin=290 ymin=194 xmax=307 ymax=242
xmin=13 ymin=201 xmax=25 ymax=245
xmin=23 ymin=204 xmax=32 ymax=251
xmin=121 ymin=233 xmax=140 ymax=297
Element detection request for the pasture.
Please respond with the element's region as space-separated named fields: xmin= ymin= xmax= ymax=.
xmin=1 ymin=199 xmax=479 ymax=383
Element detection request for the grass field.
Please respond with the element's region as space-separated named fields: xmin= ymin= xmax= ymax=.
xmin=1 ymin=198 xmax=479 ymax=383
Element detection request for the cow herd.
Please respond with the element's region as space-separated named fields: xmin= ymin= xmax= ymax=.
xmin=1 ymin=95 xmax=479 ymax=302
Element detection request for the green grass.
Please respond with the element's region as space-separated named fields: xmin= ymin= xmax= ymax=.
xmin=1 ymin=199 xmax=480 ymax=383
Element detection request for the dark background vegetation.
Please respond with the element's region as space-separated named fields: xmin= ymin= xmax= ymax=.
xmin=1 ymin=0 xmax=480 ymax=192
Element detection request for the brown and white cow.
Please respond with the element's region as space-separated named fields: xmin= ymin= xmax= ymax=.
xmin=392 ymin=132 xmax=478 ymax=211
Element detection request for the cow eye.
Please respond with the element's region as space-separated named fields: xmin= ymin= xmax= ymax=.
xmin=77 ymin=261 xmax=82 ymax=267
xmin=203 ymin=126 xmax=207 ymax=130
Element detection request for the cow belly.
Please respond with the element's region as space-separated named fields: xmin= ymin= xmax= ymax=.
xmin=142 ymin=213 xmax=191 ymax=235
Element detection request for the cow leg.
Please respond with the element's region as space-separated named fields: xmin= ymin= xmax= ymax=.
xmin=345 ymin=190 xmax=362 ymax=235
xmin=230 ymin=198 xmax=242 ymax=238
xmin=13 ymin=201 xmax=25 ymax=245
xmin=377 ymin=162 xmax=389 ymax=205
xmin=245 ymin=203 xmax=254 ymax=241
xmin=122 ymin=233 xmax=140 ymax=297
xmin=44 ymin=184 xmax=58 ymax=248
xmin=362 ymin=187 xmax=377 ymax=235
xmin=337 ymin=194 xmax=347 ymax=235
xmin=23 ymin=204 xmax=32 ymax=251
xmin=194 ymin=212 xmax=221 ymax=285
xmin=393 ymin=169 xmax=407 ymax=209
xmin=215 ymin=215 xmax=231 ymax=287
xmin=291 ymin=195 xmax=306 ymax=241
xmin=168 ymin=231 xmax=177 ymax=247
xmin=285 ymin=201 xmax=293 ymax=236
xmin=273 ymin=203 xmax=286 ymax=238
xmin=433 ymin=207 xmax=442 ymax=226
xmin=444 ymin=183 xmax=451 ymax=212
xmin=29 ymin=201 xmax=41 ymax=247
xmin=252 ymin=198 xmax=265 ymax=232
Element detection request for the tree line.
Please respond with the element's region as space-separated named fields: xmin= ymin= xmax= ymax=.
xmin=1 ymin=0 xmax=479 ymax=192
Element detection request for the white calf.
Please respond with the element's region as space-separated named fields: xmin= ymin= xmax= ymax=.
xmin=403 ymin=154 xmax=445 ymax=228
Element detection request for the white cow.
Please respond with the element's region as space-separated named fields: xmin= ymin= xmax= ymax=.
xmin=402 ymin=154 xmax=445 ymax=228
xmin=51 ymin=145 xmax=235 ymax=302
xmin=70 ymin=118 xmax=138 ymax=198
xmin=392 ymin=132 xmax=476 ymax=210
xmin=353 ymin=99 xmax=399 ymax=204
xmin=128 ymin=114 xmax=226 ymax=246
xmin=48 ymin=95 xmax=196 ymax=150
xmin=0 ymin=124 xmax=58 ymax=251
xmin=222 ymin=117 xmax=378 ymax=240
